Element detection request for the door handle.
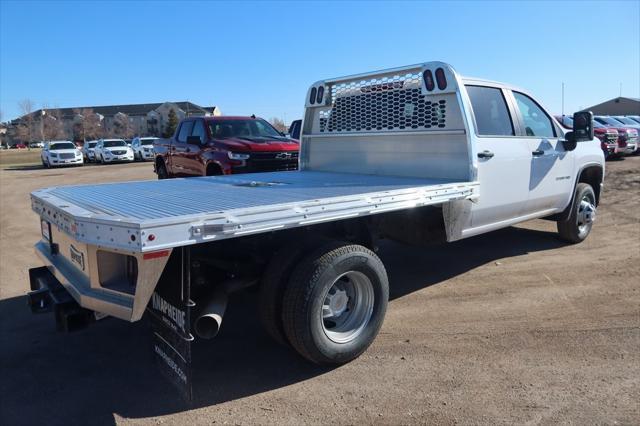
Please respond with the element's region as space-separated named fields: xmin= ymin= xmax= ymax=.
xmin=477 ymin=150 xmax=494 ymax=159
xmin=532 ymin=149 xmax=544 ymax=156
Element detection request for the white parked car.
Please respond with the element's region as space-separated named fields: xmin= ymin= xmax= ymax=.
xmin=131 ymin=137 xmax=158 ymax=161
xmin=82 ymin=140 xmax=98 ymax=162
xmin=40 ymin=141 xmax=83 ymax=168
xmin=94 ymin=139 xmax=134 ymax=164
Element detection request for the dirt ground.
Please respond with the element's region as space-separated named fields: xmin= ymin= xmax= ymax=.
xmin=0 ymin=159 xmax=638 ymax=425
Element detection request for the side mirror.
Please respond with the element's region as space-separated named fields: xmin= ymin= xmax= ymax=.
xmin=572 ymin=111 xmax=594 ymax=142
xmin=186 ymin=135 xmax=202 ymax=145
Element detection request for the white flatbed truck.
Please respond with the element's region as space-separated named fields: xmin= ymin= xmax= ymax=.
xmin=28 ymin=62 xmax=603 ymax=399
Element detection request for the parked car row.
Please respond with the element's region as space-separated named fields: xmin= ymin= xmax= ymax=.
xmin=78 ymin=137 xmax=158 ymax=164
xmin=38 ymin=137 xmax=160 ymax=168
xmin=555 ymin=115 xmax=639 ymax=159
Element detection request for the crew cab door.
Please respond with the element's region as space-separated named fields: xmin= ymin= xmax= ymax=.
xmin=182 ymin=118 xmax=207 ymax=176
xmin=465 ymin=85 xmax=532 ymax=232
xmin=171 ymin=120 xmax=194 ymax=176
xmin=509 ymin=91 xmax=574 ymax=214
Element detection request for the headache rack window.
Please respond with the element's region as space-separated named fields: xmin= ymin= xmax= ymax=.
xmin=319 ymin=72 xmax=447 ymax=133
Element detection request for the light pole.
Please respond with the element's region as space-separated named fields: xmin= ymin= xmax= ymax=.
xmin=40 ymin=110 xmax=46 ymax=144
xmin=561 ymin=82 xmax=565 ymax=117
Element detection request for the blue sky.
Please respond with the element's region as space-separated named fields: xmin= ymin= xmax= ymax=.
xmin=1 ymin=0 xmax=638 ymax=123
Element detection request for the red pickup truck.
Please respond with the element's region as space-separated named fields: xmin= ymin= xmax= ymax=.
xmin=154 ymin=116 xmax=299 ymax=178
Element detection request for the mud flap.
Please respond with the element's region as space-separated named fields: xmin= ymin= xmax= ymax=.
xmin=146 ymin=247 xmax=195 ymax=402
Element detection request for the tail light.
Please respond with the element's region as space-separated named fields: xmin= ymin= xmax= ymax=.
xmin=423 ymin=69 xmax=435 ymax=91
xmin=309 ymin=87 xmax=317 ymax=105
xmin=435 ymin=67 xmax=447 ymax=90
xmin=316 ymin=86 xmax=324 ymax=104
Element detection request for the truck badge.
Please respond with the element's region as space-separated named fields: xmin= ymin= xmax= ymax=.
xmin=69 ymin=244 xmax=85 ymax=271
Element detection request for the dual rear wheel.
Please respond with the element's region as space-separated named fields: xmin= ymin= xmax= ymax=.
xmin=259 ymin=241 xmax=389 ymax=365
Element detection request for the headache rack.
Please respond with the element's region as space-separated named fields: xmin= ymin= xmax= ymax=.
xmin=31 ymin=171 xmax=479 ymax=253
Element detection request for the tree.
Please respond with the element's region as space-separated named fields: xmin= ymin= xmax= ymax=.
xmin=110 ymin=112 xmax=134 ymax=138
xmin=14 ymin=124 xmax=30 ymax=144
xmin=17 ymin=99 xmax=35 ymax=146
xmin=164 ymin=109 xmax=178 ymax=137
xmin=42 ymin=109 xmax=67 ymax=141
xmin=269 ymin=117 xmax=287 ymax=133
xmin=73 ymin=108 xmax=103 ymax=141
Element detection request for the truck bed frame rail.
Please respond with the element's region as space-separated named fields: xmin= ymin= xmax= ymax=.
xmin=32 ymin=171 xmax=479 ymax=252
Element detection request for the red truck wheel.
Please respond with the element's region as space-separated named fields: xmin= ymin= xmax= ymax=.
xmin=156 ymin=160 xmax=169 ymax=180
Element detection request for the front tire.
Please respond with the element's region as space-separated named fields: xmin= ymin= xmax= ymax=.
xmin=156 ymin=160 xmax=169 ymax=180
xmin=557 ymin=183 xmax=596 ymax=243
xmin=282 ymin=242 xmax=388 ymax=365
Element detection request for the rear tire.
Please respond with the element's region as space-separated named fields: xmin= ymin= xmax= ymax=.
xmin=282 ymin=242 xmax=388 ymax=365
xmin=557 ymin=183 xmax=596 ymax=243
xmin=259 ymin=239 xmax=323 ymax=345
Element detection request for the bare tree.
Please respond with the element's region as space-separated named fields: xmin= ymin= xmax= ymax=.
xmin=73 ymin=108 xmax=103 ymax=140
xmin=42 ymin=109 xmax=67 ymax=140
xmin=110 ymin=112 xmax=134 ymax=138
xmin=14 ymin=124 xmax=30 ymax=144
xmin=269 ymin=117 xmax=287 ymax=133
xmin=18 ymin=99 xmax=36 ymax=146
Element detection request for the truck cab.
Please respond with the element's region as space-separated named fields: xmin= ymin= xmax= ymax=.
xmin=459 ymin=80 xmax=603 ymax=236
xmin=154 ymin=116 xmax=300 ymax=178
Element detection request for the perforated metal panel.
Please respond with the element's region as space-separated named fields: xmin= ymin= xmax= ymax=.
xmin=318 ymin=72 xmax=447 ymax=133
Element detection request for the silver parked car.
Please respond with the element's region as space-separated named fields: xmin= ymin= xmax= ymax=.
xmin=82 ymin=140 xmax=98 ymax=162
xmin=131 ymin=137 xmax=158 ymax=161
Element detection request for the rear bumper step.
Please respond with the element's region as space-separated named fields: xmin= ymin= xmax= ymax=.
xmin=28 ymin=266 xmax=96 ymax=332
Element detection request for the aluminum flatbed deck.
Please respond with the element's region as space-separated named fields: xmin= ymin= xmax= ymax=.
xmin=31 ymin=171 xmax=479 ymax=252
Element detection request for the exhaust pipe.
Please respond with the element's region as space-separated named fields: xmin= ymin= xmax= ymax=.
xmin=193 ymin=288 xmax=227 ymax=339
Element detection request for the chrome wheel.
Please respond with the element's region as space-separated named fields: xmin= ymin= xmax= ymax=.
xmin=577 ymin=194 xmax=596 ymax=237
xmin=321 ymin=271 xmax=374 ymax=344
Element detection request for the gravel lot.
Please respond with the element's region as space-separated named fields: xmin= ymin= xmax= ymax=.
xmin=0 ymin=159 xmax=638 ymax=425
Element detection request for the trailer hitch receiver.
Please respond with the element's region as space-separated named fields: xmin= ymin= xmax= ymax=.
xmin=27 ymin=266 xmax=94 ymax=332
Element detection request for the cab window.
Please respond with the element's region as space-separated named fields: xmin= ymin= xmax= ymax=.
xmin=513 ymin=92 xmax=556 ymax=138
xmin=177 ymin=121 xmax=194 ymax=143
xmin=466 ymin=86 xmax=514 ymax=136
xmin=191 ymin=120 xmax=206 ymax=142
